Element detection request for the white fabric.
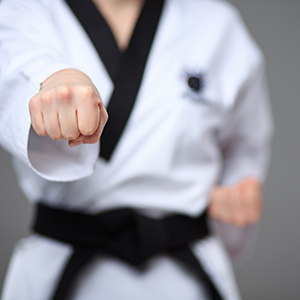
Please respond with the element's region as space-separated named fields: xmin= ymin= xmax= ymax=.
xmin=0 ymin=0 xmax=273 ymax=299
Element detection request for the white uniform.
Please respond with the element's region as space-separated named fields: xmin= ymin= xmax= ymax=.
xmin=0 ymin=0 xmax=273 ymax=299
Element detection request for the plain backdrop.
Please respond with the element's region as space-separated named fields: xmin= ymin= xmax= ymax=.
xmin=1 ymin=0 xmax=300 ymax=299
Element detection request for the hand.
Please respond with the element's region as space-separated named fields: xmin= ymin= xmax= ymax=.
xmin=29 ymin=69 xmax=108 ymax=147
xmin=208 ymin=177 xmax=263 ymax=227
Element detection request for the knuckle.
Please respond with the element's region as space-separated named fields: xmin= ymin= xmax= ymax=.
xmin=42 ymin=90 xmax=54 ymax=105
xmin=56 ymin=85 xmax=72 ymax=101
xmin=79 ymin=85 xmax=94 ymax=99
xmin=29 ymin=95 xmax=40 ymax=112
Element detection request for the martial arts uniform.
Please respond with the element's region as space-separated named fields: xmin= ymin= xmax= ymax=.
xmin=0 ymin=0 xmax=273 ymax=299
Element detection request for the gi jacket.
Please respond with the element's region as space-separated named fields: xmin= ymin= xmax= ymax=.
xmin=0 ymin=0 xmax=273 ymax=299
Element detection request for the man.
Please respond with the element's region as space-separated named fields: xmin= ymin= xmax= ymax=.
xmin=0 ymin=0 xmax=273 ymax=299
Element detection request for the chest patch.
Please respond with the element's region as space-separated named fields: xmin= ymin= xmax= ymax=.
xmin=183 ymin=72 xmax=206 ymax=104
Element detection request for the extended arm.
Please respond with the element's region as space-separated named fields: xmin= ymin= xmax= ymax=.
xmin=0 ymin=0 xmax=106 ymax=181
xmin=29 ymin=69 xmax=108 ymax=147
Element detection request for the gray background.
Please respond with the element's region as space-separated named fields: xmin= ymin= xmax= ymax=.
xmin=0 ymin=0 xmax=300 ymax=299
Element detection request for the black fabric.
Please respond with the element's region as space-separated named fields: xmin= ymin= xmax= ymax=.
xmin=170 ymin=248 xmax=224 ymax=300
xmin=65 ymin=0 xmax=121 ymax=83
xmin=65 ymin=0 xmax=165 ymax=160
xmin=33 ymin=203 xmax=223 ymax=300
xmin=52 ymin=248 xmax=97 ymax=300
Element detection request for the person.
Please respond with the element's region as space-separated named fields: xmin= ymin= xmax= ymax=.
xmin=0 ymin=0 xmax=273 ymax=299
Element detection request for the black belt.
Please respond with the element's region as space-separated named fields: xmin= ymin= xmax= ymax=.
xmin=33 ymin=203 xmax=223 ymax=300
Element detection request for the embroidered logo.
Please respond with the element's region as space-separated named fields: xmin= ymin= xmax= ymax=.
xmin=183 ymin=72 xmax=206 ymax=104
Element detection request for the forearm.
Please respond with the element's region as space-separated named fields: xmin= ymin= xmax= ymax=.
xmin=0 ymin=1 xmax=105 ymax=181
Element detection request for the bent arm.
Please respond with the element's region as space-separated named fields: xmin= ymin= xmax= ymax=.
xmin=209 ymin=63 xmax=273 ymax=262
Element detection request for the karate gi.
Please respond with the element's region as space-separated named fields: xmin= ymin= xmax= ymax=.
xmin=0 ymin=0 xmax=273 ymax=299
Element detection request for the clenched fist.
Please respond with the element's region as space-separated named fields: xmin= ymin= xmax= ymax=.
xmin=208 ymin=177 xmax=263 ymax=227
xmin=29 ymin=69 xmax=108 ymax=147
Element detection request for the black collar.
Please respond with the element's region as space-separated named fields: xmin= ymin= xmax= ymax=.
xmin=66 ymin=0 xmax=165 ymax=160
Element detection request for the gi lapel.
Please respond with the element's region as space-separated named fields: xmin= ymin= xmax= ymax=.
xmin=65 ymin=0 xmax=165 ymax=160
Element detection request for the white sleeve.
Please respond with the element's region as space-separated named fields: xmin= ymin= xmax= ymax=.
xmin=218 ymin=65 xmax=273 ymax=186
xmin=209 ymin=9 xmax=274 ymax=263
xmin=211 ymin=65 xmax=273 ymax=263
xmin=0 ymin=0 xmax=99 ymax=182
